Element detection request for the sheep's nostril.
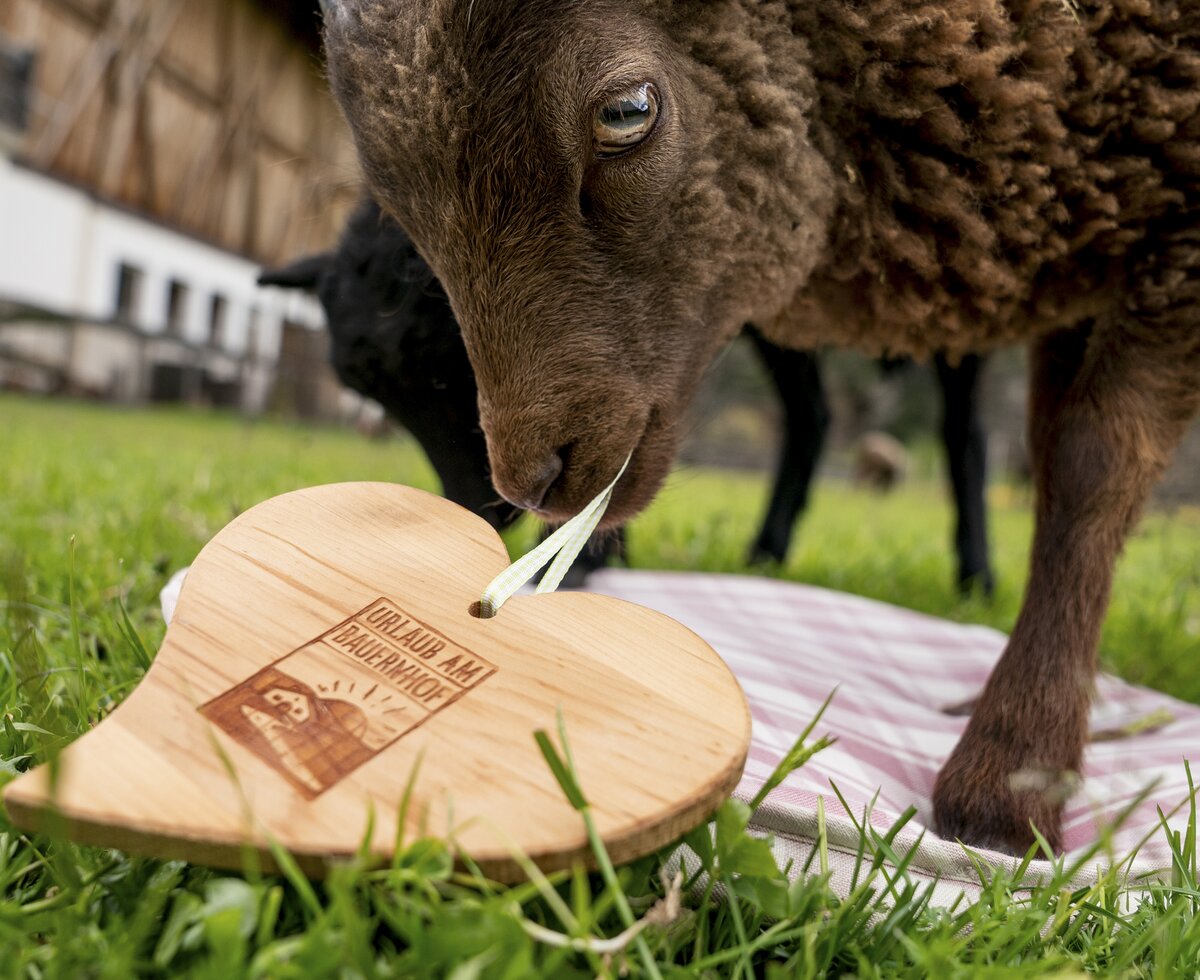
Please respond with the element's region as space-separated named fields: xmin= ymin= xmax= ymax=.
xmin=510 ymin=450 xmax=564 ymax=513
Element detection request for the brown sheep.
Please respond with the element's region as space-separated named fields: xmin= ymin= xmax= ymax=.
xmin=322 ymin=0 xmax=1200 ymax=854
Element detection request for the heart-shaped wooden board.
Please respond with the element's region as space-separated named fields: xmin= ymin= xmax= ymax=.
xmin=4 ymin=483 xmax=750 ymax=880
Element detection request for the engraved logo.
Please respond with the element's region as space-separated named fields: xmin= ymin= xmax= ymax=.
xmin=200 ymin=598 xmax=496 ymax=798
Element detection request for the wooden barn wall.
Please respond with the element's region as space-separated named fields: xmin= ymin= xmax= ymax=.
xmin=0 ymin=0 xmax=360 ymax=263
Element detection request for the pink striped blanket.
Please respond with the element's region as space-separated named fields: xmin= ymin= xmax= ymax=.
xmin=576 ymin=570 xmax=1197 ymax=896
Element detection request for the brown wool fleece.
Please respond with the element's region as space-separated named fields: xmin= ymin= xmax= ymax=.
xmin=325 ymin=0 xmax=1198 ymax=356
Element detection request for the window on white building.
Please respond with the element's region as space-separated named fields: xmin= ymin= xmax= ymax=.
xmin=0 ymin=43 xmax=34 ymax=132
xmin=246 ymin=306 xmax=261 ymax=362
xmin=166 ymin=279 xmax=188 ymax=336
xmin=209 ymin=293 xmax=228 ymax=349
xmin=113 ymin=262 xmax=143 ymax=324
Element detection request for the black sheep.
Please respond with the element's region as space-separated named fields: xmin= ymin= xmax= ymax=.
xmin=261 ymin=199 xmax=993 ymax=592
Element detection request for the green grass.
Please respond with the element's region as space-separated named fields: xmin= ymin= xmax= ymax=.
xmin=3 ymin=393 xmax=1200 ymax=977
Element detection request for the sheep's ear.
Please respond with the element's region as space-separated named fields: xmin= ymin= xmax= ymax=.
xmin=257 ymin=253 xmax=333 ymax=291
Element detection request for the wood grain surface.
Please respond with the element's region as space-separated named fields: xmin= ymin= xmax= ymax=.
xmin=4 ymin=483 xmax=750 ymax=880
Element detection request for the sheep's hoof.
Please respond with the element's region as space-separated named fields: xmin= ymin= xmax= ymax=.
xmin=932 ymin=737 xmax=1073 ymax=857
xmin=956 ymin=568 xmax=995 ymax=599
xmin=746 ymin=541 xmax=786 ymax=567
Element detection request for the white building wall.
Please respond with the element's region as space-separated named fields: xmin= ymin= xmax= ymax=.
xmin=0 ymin=156 xmax=92 ymax=312
xmin=0 ymin=156 xmax=324 ymax=361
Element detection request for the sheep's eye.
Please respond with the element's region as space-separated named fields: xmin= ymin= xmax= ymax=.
xmin=594 ymin=83 xmax=659 ymax=157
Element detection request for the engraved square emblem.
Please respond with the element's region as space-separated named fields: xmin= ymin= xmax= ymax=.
xmin=200 ymin=598 xmax=496 ymax=798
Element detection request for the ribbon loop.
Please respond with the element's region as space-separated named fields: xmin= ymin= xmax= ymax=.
xmin=477 ymin=455 xmax=630 ymax=618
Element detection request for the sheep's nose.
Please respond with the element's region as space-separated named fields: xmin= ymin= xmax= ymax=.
xmin=501 ymin=450 xmax=564 ymax=513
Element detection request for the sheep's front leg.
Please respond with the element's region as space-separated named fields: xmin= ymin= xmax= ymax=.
xmin=933 ymin=261 xmax=1200 ymax=853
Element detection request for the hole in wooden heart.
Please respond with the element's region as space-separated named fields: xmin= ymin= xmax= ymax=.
xmin=468 ymin=600 xmax=487 ymax=619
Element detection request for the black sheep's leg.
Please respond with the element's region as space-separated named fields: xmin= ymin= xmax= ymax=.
xmin=747 ymin=328 xmax=829 ymax=565
xmin=393 ymin=400 xmax=521 ymax=531
xmin=935 ymin=352 xmax=994 ymax=597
